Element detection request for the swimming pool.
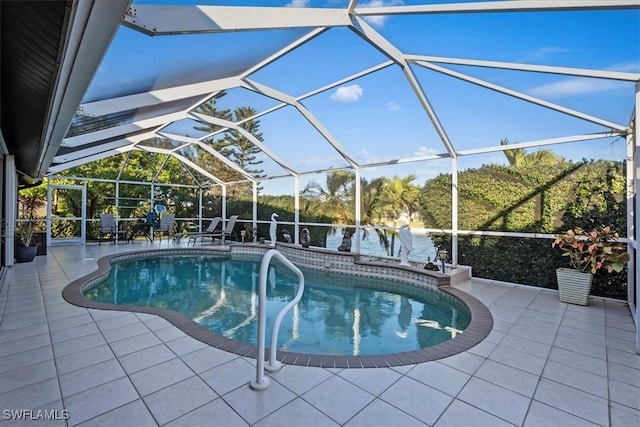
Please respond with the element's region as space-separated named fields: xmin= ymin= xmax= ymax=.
xmin=63 ymin=247 xmax=493 ymax=367
xmin=84 ymin=253 xmax=470 ymax=356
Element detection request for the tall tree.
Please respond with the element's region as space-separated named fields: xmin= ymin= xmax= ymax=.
xmin=501 ymin=137 xmax=526 ymax=166
xmin=302 ymin=170 xmax=355 ymax=221
xmin=501 ymin=138 xmax=561 ymax=167
xmin=302 ymin=171 xmax=412 ymax=255
xmin=224 ymin=106 xmax=266 ymax=196
xmin=194 ymin=97 xmax=265 ymax=196
xmin=193 ymin=92 xmax=232 ymax=135
xmin=379 ymin=175 xmax=420 ymax=221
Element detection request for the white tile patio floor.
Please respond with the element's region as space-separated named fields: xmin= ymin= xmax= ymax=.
xmin=0 ymin=241 xmax=638 ymax=426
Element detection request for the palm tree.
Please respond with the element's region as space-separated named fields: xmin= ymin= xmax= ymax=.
xmin=303 ymin=172 xmax=422 ymax=256
xmin=359 ymin=177 xmax=393 ymax=255
xmin=379 ymin=175 xmax=420 ymax=222
xmin=501 ymin=138 xmax=561 ymax=167
xmin=302 ymin=170 xmax=356 ymax=227
xmin=501 ymin=138 xmax=526 ymax=166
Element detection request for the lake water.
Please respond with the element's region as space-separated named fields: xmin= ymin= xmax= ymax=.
xmin=325 ymin=228 xmax=438 ymax=262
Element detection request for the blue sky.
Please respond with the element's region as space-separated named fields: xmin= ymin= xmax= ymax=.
xmin=88 ymin=1 xmax=639 ymax=195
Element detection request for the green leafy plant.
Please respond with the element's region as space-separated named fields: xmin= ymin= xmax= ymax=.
xmin=17 ymin=183 xmax=46 ymax=247
xmin=16 ymin=221 xmax=37 ymax=247
xmin=552 ymin=226 xmax=629 ymax=274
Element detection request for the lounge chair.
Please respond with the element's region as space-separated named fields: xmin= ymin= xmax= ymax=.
xmin=211 ymin=215 xmax=238 ymax=244
xmin=155 ymin=213 xmax=176 ymax=242
xmin=187 ymin=217 xmax=221 ymax=246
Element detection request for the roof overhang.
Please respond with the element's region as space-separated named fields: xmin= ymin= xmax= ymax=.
xmin=0 ymin=0 xmax=129 ymax=185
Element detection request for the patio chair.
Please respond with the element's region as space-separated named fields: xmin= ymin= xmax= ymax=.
xmin=98 ymin=213 xmax=116 ymax=245
xmin=187 ymin=217 xmax=221 ymax=246
xmin=155 ymin=213 xmax=176 ymax=242
xmin=211 ymin=215 xmax=239 ymax=244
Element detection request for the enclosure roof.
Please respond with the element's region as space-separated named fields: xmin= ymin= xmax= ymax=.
xmin=3 ymin=1 xmax=639 ymax=190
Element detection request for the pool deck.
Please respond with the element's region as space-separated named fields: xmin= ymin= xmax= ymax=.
xmin=1 ymin=241 xmax=638 ymax=426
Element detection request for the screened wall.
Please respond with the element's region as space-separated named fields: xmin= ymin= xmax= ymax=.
xmin=1 ymin=1 xmax=637 ymax=350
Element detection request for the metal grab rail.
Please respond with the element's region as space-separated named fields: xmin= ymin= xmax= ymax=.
xmin=250 ymin=249 xmax=305 ymax=391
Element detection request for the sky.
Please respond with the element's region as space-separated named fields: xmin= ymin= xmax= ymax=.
xmin=84 ymin=0 xmax=640 ymax=195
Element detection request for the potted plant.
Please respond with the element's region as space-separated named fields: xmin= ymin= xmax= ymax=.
xmin=14 ymin=220 xmax=38 ymax=262
xmin=551 ymin=226 xmax=629 ymax=305
xmin=14 ymin=184 xmax=46 ymax=263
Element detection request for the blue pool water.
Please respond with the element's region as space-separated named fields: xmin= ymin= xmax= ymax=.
xmin=84 ymin=254 xmax=470 ymax=356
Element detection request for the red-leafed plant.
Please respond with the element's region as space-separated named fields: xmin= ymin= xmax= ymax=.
xmin=552 ymin=226 xmax=630 ymax=274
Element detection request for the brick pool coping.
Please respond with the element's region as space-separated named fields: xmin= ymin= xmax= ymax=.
xmin=62 ymin=247 xmax=493 ymax=368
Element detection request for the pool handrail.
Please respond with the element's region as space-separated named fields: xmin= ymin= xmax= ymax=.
xmin=250 ymin=248 xmax=305 ymax=391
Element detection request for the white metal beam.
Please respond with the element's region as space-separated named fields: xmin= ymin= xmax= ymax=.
xmin=241 ymin=79 xmax=360 ymax=168
xmin=78 ymin=77 xmax=240 ymax=117
xmin=151 ymin=155 xmax=171 ymax=184
xmin=241 ymin=27 xmax=328 ymax=79
xmin=53 ymin=132 xmax=157 ymax=163
xmin=63 ymin=112 xmax=189 ymax=148
xmin=416 ymin=61 xmax=628 ymax=131
xmin=157 ymin=131 xmax=257 ymax=182
xmin=205 ymin=61 xmax=395 ymax=140
xmin=406 ymin=55 xmax=640 ymax=82
xmin=123 ymin=5 xmax=350 ymax=36
xmin=115 ymin=151 xmax=132 ymax=181
xmin=4 ymin=156 xmax=16 ymax=267
xmin=354 ymin=167 xmax=362 ymax=253
xmin=37 ymin=0 xmax=131 ymax=179
xmin=360 ymin=132 xmax=625 ymax=168
xmin=347 ymin=0 xmax=359 ymax=15
xmin=361 ymin=152 xmax=451 ymax=169
xmin=458 ymin=132 xmax=626 ymax=157
xmin=47 ymin=146 xmax=138 ymax=174
xmin=297 ymin=61 xmax=395 ymax=101
xmin=349 ymin=16 xmax=458 ymax=157
xmin=190 ymin=112 xmax=298 ymax=176
xmin=354 ymin=0 xmax=639 ymax=16
xmin=179 ymin=160 xmax=205 ymax=186
xmin=138 ymin=146 xmax=227 ymax=186
xmin=54 ymin=141 xmax=139 ymax=164
xmin=626 ymin=114 xmax=637 ymax=353
xmin=451 ymin=157 xmax=459 ymax=266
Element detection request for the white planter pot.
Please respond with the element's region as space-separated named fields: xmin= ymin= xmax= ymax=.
xmin=556 ymin=268 xmax=593 ymax=306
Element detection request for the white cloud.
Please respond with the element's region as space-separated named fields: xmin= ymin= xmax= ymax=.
xmin=527 ymin=59 xmax=638 ymax=98
xmin=331 ymin=84 xmax=364 ymax=102
xmin=523 ymin=47 xmax=570 ymax=62
xmin=359 ymin=0 xmax=403 ymax=27
xmin=285 ymin=0 xmax=309 ymax=7
xmin=386 ymin=101 xmax=400 ymax=111
xmin=606 ymin=61 xmax=640 ymax=73
xmin=529 ymin=78 xmax=624 ymax=98
xmin=412 ymin=146 xmax=437 ymax=157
